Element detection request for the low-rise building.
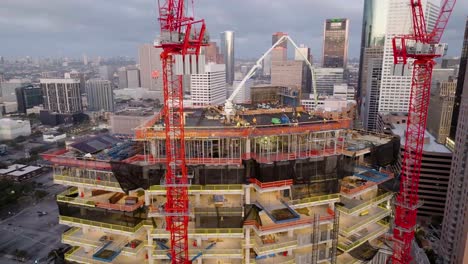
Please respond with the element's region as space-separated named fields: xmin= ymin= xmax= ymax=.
xmin=0 ymin=164 xmax=43 ymax=182
xmin=0 ymin=118 xmax=31 ymax=140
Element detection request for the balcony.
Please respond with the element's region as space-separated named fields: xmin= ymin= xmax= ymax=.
xmin=147 ymin=184 xmax=244 ymax=194
xmin=153 ymin=238 xmax=243 ymax=260
xmin=250 ymin=178 xmax=293 ymax=193
xmin=339 ymin=206 xmax=390 ymax=236
xmin=338 ymin=221 xmax=390 ymax=252
xmin=62 ymin=227 xmax=146 ymax=257
xmin=57 ymin=188 xmax=145 ymax=212
xmin=151 ymin=226 xmax=244 ymax=239
xmin=255 ymin=255 xmax=295 ymax=264
xmin=59 ymin=216 xmax=145 ymax=236
xmin=288 ymin=194 xmax=340 ymax=209
xmin=245 ymin=205 xmax=335 ymax=235
xmin=54 ymin=174 xmax=123 ymax=192
xmin=64 ymin=246 xmax=147 ymax=264
xmin=337 ymin=192 xmax=393 ymax=215
xmin=253 ymin=237 xmax=298 ymax=256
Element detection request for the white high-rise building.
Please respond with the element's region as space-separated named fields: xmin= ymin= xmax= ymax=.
xmin=378 ymin=0 xmax=440 ymax=113
xmin=85 ymin=79 xmax=114 ymax=112
xmin=138 ymin=43 xmax=163 ymax=96
xmin=190 ymin=64 xmax=226 ymax=106
xmin=231 ymin=79 xmax=252 ymax=104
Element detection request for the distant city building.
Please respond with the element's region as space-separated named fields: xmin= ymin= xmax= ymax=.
xmin=440 ymin=18 xmax=468 ymax=264
xmin=190 ymin=64 xmax=226 ymax=106
xmin=0 ymin=119 xmax=31 ymax=140
xmin=378 ymin=0 xmax=439 ymax=113
xmin=262 ymin=54 xmax=271 ymax=76
xmin=360 ymin=47 xmax=384 ymax=131
xmin=110 ymin=108 xmax=156 ymax=136
xmin=66 ymin=70 xmax=86 ymax=94
xmin=1 ymin=79 xmax=31 ymax=102
xmin=117 ymin=67 xmax=128 ymax=89
xmin=40 ymin=78 xmax=82 ymax=114
xmin=323 ymin=18 xmax=349 ymax=68
xmin=271 ymin=60 xmax=307 ymax=94
xmin=41 ymin=71 xmax=60 ymax=79
xmin=43 ymin=132 xmax=66 ymax=143
xmin=427 ymin=80 xmax=456 ymax=144
xmin=230 ymin=79 xmax=252 ymax=104
xmin=314 ymin=68 xmax=344 ymax=96
xmin=83 ymin=54 xmax=88 ymax=66
xmin=448 ymin=18 xmax=468 ymax=150
xmin=358 ymin=0 xmax=388 ymax=102
xmin=85 ymin=79 xmax=114 ymax=112
xmin=15 ymin=85 xmax=43 ymax=114
xmin=333 ymin=84 xmax=354 ymax=101
xmin=393 ymin=123 xmax=452 ymax=219
xmin=99 ymin=65 xmax=115 ymax=81
xmin=0 ymin=164 xmax=43 ymax=182
xmin=271 ymin=32 xmax=288 ymax=63
xmin=138 ymin=43 xmax=163 ymax=95
xmin=441 ymin=57 xmax=460 ymax=70
xmin=220 ymin=31 xmax=235 ymax=85
xmin=379 ymin=112 xmax=452 ymax=219
xmin=126 ymin=67 xmax=141 ymax=88
xmin=294 ymin=44 xmax=310 ymax=62
xmin=204 ymin=42 xmax=222 ymax=64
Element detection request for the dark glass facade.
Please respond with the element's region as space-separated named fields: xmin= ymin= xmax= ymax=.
xmin=323 ymin=18 xmax=349 ymax=68
xmin=15 ymin=85 xmax=43 ymax=114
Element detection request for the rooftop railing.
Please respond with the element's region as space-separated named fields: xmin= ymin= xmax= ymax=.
xmin=336 ymin=192 xmax=393 ymax=215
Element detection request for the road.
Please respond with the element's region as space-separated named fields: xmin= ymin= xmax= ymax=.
xmin=0 ymin=171 xmax=68 ymax=264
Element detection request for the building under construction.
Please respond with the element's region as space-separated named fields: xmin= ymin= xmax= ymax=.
xmin=44 ymin=105 xmax=399 ymax=264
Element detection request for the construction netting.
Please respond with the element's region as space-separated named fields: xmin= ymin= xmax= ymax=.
xmin=369 ymin=137 xmax=400 ymax=166
xmin=196 ymin=165 xmax=246 ymax=185
xmin=111 ymin=162 xmax=165 ymax=193
xmin=58 ymin=202 xmax=145 ymax=227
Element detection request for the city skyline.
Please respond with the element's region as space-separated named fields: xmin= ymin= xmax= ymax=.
xmin=0 ymin=0 xmax=466 ymax=60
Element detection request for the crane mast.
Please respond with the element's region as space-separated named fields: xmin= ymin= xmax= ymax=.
xmin=391 ymin=1 xmax=456 ymax=263
xmin=157 ymin=0 xmax=206 ymax=263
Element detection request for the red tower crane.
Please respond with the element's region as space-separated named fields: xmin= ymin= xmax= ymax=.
xmin=156 ymin=0 xmax=206 ymax=263
xmin=391 ymin=0 xmax=456 ymax=263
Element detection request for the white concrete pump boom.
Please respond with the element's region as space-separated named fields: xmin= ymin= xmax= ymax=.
xmin=224 ymin=35 xmax=317 ymax=119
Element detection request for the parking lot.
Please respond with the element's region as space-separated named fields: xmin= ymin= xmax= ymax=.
xmin=0 ymin=171 xmax=68 ymax=263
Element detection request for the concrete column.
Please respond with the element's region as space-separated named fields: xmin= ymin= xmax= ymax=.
xmin=288 ymin=229 xmax=294 ymax=238
xmin=147 ymin=229 xmax=153 ymax=246
xmin=145 ymin=192 xmax=151 ymax=205
xmin=147 ymin=248 xmax=154 ymax=264
xmin=197 ymin=238 xmax=202 ymax=247
xmin=82 ymin=226 xmax=89 ymax=234
xmin=197 ymin=258 xmax=202 ymax=264
xmin=245 ymin=187 xmax=251 ymax=204
xmin=246 ymin=138 xmax=251 ymax=154
xmin=195 ymin=194 xmax=201 ymax=207
xmin=287 ymin=248 xmax=293 ymax=255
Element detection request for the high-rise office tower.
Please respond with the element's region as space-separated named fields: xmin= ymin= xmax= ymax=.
xmin=322 ymin=18 xmax=349 ymax=68
xmin=357 ymin=0 xmax=389 ymax=109
xmin=99 ymin=66 xmax=114 ymax=81
xmin=83 ymin=54 xmax=88 ymax=66
xmin=138 ymin=43 xmax=163 ymax=93
xmin=447 ymin=18 xmax=468 ymax=150
xmin=85 ymin=79 xmax=114 ymax=112
xmin=271 ymin=60 xmax=306 ymax=93
xmin=294 ymin=44 xmax=312 ymax=94
xmin=190 ymin=64 xmax=226 ymax=106
xmin=40 ymin=78 xmax=82 ymax=114
xmin=15 ymin=85 xmax=43 ymax=114
xmin=440 ymin=19 xmax=468 ymax=264
xmin=220 ymin=31 xmax=235 ymax=85
xmin=126 ymin=67 xmax=141 ymax=88
xmin=362 ymin=56 xmax=383 ymax=131
xmin=378 ymin=0 xmax=439 ymax=113
xmin=117 ymin=67 xmax=128 ymax=89
xmin=204 ymin=42 xmax=221 ymax=64
xmin=271 ymin=32 xmax=288 ymax=63
xmin=314 ymin=68 xmax=344 ymax=96
xmin=262 ymin=54 xmax=271 ymax=76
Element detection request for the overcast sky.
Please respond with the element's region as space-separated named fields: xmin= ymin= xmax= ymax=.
xmin=0 ymin=0 xmax=466 ymax=60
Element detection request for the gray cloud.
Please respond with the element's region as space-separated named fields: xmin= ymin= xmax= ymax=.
xmin=0 ymin=0 xmax=466 ymax=59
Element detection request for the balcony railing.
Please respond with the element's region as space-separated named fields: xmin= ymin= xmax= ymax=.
xmin=54 ymin=174 xmax=122 ymax=191
xmin=244 ymin=211 xmax=335 ymax=232
xmin=338 ymin=221 xmax=390 ymax=252
xmin=288 ymin=194 xmax=340 ymax=207
xmin=153 ymin=248 xmax=243 ymax=258
xmin=59 ymin=216 xmax=145 ymax=234
xmin=337 ymin=192 xmax=393 ymax=215
xmin=152 ymin=228 xmax=244 ymax=237
xmin=340 ymin=207 xmax=391 ymax=236
xmin=148 ymin=184 xmax=243 ymax=193
xmin=253 ymin=239 xmax=297 ymax=255
xmin=62 ymin=227 xmax=102 ymax=247
xmin=250 ymin=178 xmax=293 ymax=189
xmin=56 ymin=187 xmax=95 ymax=207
